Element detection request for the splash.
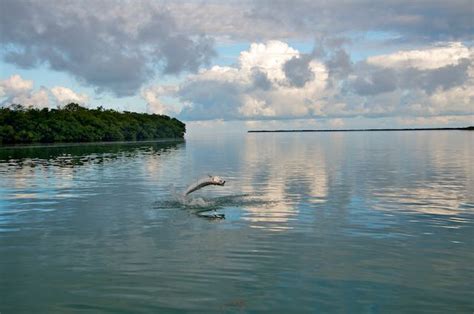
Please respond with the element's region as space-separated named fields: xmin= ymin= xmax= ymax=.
xmin=159 ymin=184 xmax=222 ymax=218
xmin=168 ymin=184 xmax=214 ymax=208
xmin=155 ymin=185 xmax=272 ymax=220
xmin=157 ymin=187 xmax=267 ymax=210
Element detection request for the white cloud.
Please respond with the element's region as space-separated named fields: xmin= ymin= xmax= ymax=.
xmin=346 ymin=42 xmax=474 ymax=120
xmin=1 ymin=74 xmax=90 ymax=109
xmin=239 ymin=41 xmax=299 ymax=81
xmin=51 ymin=86 xmax=88 ymax=105
xmin=141 ymin=85 xmax=178 ymax=115
xmin=0 ymin=74 xmax=33 ymax=97
xmin=142 ymin=41 xmax=473 ymax=126
xmin=238 ymin=96 xmax=275 ymax=117
xmin=397 ymin=115 xmax=474 ymax=126
xmin=429 ymin=84 xmax=474 ymax=112
xmin=10 ymin=87 xmax=50 ymax=109
xmin=175 ymin=40 xmax=330 ymax=120
xmin=328 ymin=118 xmax=345 ymax=128
xmin=366 ymin=42 xmax=470 ymax=70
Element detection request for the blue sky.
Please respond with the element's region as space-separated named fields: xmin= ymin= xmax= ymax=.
xmin=1 ymin=0 xmax=473 ymax=133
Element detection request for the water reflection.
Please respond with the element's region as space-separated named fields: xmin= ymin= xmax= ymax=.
xmin=0 ymin=141 xmax=184 ymax=228
xmin=1 ymin=132 xmax=473 ymax=312
xmin=239 ymin=132 xmax=474 ymax=232
xmin=0 ymin=141 xmax=183 ymax=167
xmin=373 ymin=184 xmax=470 ymax=215
xmin=239 ymin=134 xmax=329 ymax=231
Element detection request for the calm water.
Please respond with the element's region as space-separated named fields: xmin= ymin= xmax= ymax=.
xmin=0 ymin=132 xmax=473 ymax=313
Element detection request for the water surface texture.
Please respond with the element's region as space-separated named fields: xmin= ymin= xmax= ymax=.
xmin=1 ymin=132 xmax=473 ymax=313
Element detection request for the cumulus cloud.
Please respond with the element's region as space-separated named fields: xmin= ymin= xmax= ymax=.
xmin=0 ymin=0 xmax=216 ymax=97
xmin=283 ymin=55 xmax=315 ymax=87
xmin=366 ymin=42 xmax=471 ymax=70
xmin=9 ymin=87 xmax=51 ymax=109
xmin=240 ymin=41 xmax=299 ymax=82
xmin=238 ymin=96 xmax=275 ymax=117
xmin=350 ymin=43 xmax=473 ymax=97
xmin=350 ymin=68 xmax=398 ymax=95
xmin=50 ymin=86 xmax=89 ymax=106
xmin=325 ymin=48 xmax=353 ymax=78
xmin=251 ymin=69 xmax=273 ymax=91
xmin=1 ymin=0 xmax=472 ymax=104
xmin=141 ymin=85 xmax=178 ymax=115
xmin=173 ymin=41 xmax=329 ymax=120
xmin=143 ymin=40 xmax=473 ymax=122
xmin=1 ymin=74 xmax=89 ymax=108
xmin=347 ymin=43 xmax=474 ymax=117
xmin=0 ymin=74 xmax=34 ymax=97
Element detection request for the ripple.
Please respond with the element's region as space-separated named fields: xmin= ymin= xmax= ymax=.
xmin=1 ymin=133 xmax=473 ymax=312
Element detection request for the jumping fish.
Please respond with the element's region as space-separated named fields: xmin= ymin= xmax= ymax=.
xmin=184 ymin=175 xmax=226 ymax=196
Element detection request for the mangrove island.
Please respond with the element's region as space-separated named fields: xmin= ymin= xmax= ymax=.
xmin=0 ymin=103 xmax=185 ymax=144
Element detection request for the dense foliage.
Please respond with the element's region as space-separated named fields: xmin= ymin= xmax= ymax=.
xmin=0 ymin=103 xmax=185 ymax=144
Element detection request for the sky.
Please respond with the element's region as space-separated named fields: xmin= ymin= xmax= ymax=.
xmin=0 ymin=0 xmax=473 ymax=134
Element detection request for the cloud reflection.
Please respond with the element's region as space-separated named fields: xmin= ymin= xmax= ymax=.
xmin=236 ymin=131 xmax=473 ymax=232
xmin=372 ymin=185 xmax=469 ymax=215
xmin=240 ymin=134 xmax=328 ymax=231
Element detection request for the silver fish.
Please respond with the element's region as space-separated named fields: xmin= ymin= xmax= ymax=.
xmin=184 ymin=175 xmax=226 ymax=196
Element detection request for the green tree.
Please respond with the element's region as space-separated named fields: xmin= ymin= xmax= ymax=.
xmin=0 ymin=103 xmax=185 ymax=144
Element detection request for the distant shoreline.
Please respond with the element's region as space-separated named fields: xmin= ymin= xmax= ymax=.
xmin=248 ymin=126 xmax=474 ymax=133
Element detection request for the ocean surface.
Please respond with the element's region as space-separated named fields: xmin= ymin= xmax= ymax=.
xmin=0 ymin=131 xmax=473 ymax=313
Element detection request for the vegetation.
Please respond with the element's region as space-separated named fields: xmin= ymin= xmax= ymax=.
xmin=0 ymin=103 xmax=185 ymax=144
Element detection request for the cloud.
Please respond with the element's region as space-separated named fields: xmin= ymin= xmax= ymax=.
xmin=0 ymin=74 xmax=33 ymax=97
xmin=0 ymin=0 xmax=216 ymax=97
xmin=1 ymin=74 xmax=89 ymax=108
xmin=247 ymin=1 xmax=473 ymax=42
xmin=9 ymin=87 xmax=51 ymax=109
xmin=397 ymin=115 xmax=474 ymax=126
xmin=162 ymin=1 xmax=473 ymax=43
xmin=350 ymin=68 xmax=398 ymax=95
xmin=2 ymin=0 xmax=471 ymax=104
xmin=325 ymin=48 xmax=352 ymax=78
xmin=143 ymin=40 xmax=473 ymax=122
xmin=178 ymin=79 xmax=244 ymax=120
xmin=50 ymin=86 xmax=89 ymax=106
xmin=283 ymin=55 xmax=315 ymax=87
xmin=347 ymin=42 xmax=474 ymax=99
xmin=240 ymin=41 xmax=299 ymax=82
xmin=366 ymin=42 xmax=471 ymax=70
xmin=160 ymin=35 xmax=216 ymax=75
xmin=173 ymin=41 xmax=329 ymax=120
xmin=238 ymin=96 xmax=275 ymax=117
xmin=141 ymin=85 xmax=178 ymax=115
xmin=250 ymin=69 xmax=272 ymax=91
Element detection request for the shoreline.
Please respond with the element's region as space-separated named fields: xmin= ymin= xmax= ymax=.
xmin=248 ymin=126 xmax=474 ymax=133
xmin=0 ymin=138 xmax=185 ymax=149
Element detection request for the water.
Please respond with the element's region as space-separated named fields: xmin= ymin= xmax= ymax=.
xmin=0 ymin=132 xmax=473 ymax=313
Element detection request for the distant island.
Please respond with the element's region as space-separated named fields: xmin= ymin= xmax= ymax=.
xmin=0 ymin=103 xmax=185 ymax=145
xmin=249 ymin=126 xmax=474 ymax=133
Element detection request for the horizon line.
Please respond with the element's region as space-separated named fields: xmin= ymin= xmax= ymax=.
xmin=248 ymin=126 xmax=474 ymax=133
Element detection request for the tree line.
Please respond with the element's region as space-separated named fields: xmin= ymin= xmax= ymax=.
xmin=0 ymin=103 xmax=185 ymax=144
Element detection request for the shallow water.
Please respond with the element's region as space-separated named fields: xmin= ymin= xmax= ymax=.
xmin=0 ymin=131 xmax=473 ymax=313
